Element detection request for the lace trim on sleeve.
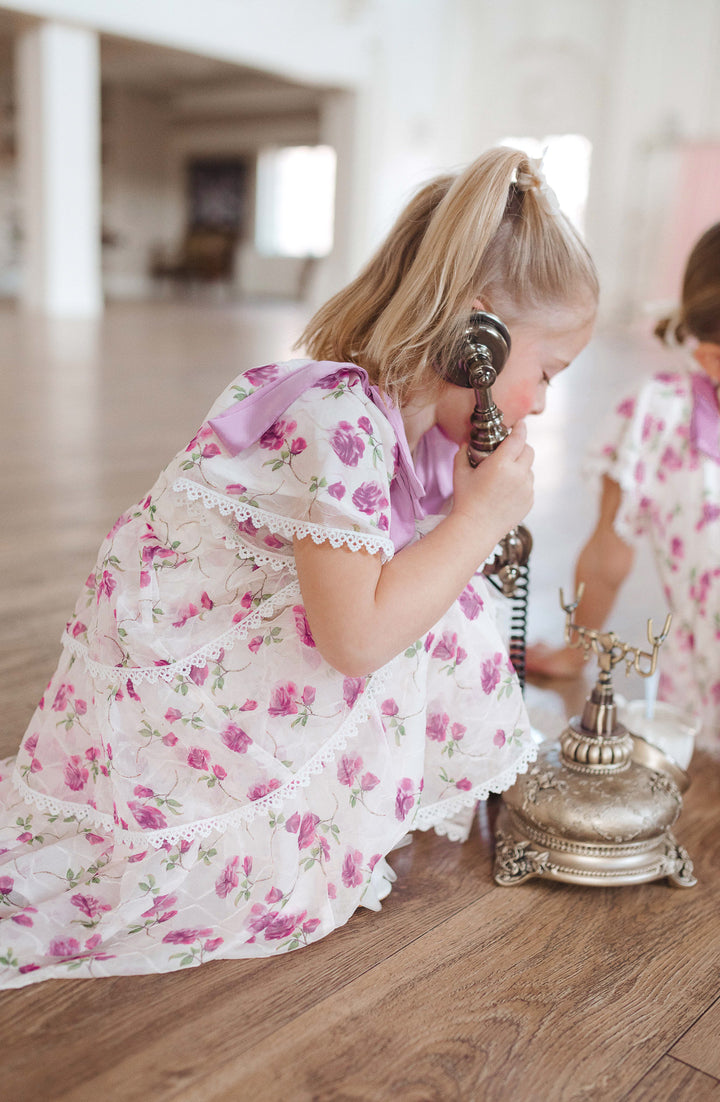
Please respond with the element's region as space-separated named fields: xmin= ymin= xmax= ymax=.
xmin=411 ymin=741 xmax=539 ymax=838
xmin=62 ymin=580 xmax=301 ymax=686
xmin=11 ymin=655 xmax=398 ymax=849
xmin=172 ymin=477 xmax=395 ymax=562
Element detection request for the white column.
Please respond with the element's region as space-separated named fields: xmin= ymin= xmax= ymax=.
xmin=16 ymin=21 xmax=102 ymax=316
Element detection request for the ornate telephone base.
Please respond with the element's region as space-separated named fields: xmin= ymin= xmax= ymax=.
xmin=493 ymin=741 xmax=697 ymax=889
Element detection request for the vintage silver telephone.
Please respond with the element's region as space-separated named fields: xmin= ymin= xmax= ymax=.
xmin=447 ymin=311 xmax=533 ymax=686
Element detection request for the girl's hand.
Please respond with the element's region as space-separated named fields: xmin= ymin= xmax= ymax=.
xmin=450 ymin=421 xmax=534 ymax=550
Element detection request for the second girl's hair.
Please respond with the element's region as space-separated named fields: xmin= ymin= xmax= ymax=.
xmin=298 ymin=146 xmax=599 ymax=403
xmin=655 ymin=222 xmax=720 ymax=346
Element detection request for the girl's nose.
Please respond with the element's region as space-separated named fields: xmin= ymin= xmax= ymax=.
xmin=530 ymin=389 xmax=546 ymax=416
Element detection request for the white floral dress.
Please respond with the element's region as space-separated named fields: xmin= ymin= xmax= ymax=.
xmin=588 ymin=365 xmax=720 ymax=744
xmin=0 ymin=358 xmax=535 ymax=987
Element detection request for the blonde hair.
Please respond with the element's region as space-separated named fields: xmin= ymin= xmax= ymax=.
xmin=298 ymin=147 xmax=599 ymax=405
xmin=655 ymin=222 xmax=720 ymax=346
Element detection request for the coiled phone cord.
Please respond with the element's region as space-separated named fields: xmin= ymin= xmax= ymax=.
xmin=486 ymin=561 xmax=530 ymax=692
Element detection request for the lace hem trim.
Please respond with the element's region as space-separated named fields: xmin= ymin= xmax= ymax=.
xmin=412 ymin=740 xmax=539 ymax=836
xmin=11 ymin=657 xmax=398 ymax=849
xmin=172 ymin=477 xmax=395 ymax=563
xmin=62 ymin=580 xmax=301 ymax=686
xmin=184 ymin=496 xmax=295 ymax=573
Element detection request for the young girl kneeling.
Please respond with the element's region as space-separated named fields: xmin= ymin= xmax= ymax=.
xmin=0 ymin=147 xmax=597 ymax=987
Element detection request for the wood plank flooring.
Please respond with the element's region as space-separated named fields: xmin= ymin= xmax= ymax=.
xmin=1 ymin=300 xmax=718 ymax=1101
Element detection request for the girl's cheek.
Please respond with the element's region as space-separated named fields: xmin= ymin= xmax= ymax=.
xmin=499 ymin=382 xmax=536 ymax=424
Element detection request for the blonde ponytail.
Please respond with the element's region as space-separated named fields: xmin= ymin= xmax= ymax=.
xmin=299 ymin=147 xmax=598 ymax=405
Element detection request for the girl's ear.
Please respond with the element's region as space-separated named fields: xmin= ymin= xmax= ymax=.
xmin=692 ymin=342 xmax=720 ymax=383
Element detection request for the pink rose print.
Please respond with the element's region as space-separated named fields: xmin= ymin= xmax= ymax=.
xmin=341 ymin=848 xmax=364 ymax=889
xmin=215 ymin=857 xmax=240 ymax=900
xmin=358 ymin=415 xmax=374 ymax=435
xmin=127 ymin=802 xmax=168 ymax=830
xmin=189 ymin=664 xmax=209 ymax=687
xmin=268 ymin=682 xmax=298 ymax=717
xmin=493 ymin=729 xmax=507 ymax=748
xmin=201 ymin=442 xmax=221 ymax=459
xmin=172 ymin=603 xmax=199 ymax=628
xmin=97 ymin=570 xmax=117 ymax=602
xmin=432 ymin=632 xmax=459 ymax=661
xmin=221 ymin=723 xmax=251 ymax=754
xmin=259 ymin=418 xmax=296 ymax=451
xmin=162 ymin=733 xmax=178 ymax=747
xmin=126 ymin=679 xmax=140 ymax=702
xmin=243 ymin=856 xmax=253 ymax=876
xmin=265 ymin=912 xmax=302 ymax=941
xmin=141 ymin=894 xmax=178 ymax=922
xmin=245 ymin=363 xmax=279 ymax=386
xmin=298 ymin=813 xmax=320 ymax=849
xmin=247 ymin=779 xmax=281 ymax=801
xmin=292 ymin=606 xmax=316 ymax=647
xmin=52 ymin=683 xmax=74 ymax=711
xmin=187 ymin=747 xmax=210 ymax=770
xmin=327 ymin=481 xmax=346 ymax=500
xmin=617 ymin=397 xmax=635 ymax=418
xmin=330 ymin=421 xmax=365 ymax=467
xmin=162 ymin=928 xmax=213 ymax=945
xmin=200 ymin=591 xmax=214 ymax=610
xmin=481 ymin=653 xmax=503 ymax=694
xmin=395 ymin=778 xmax=415 ymax=821
xmin=0 ymin=875 xmax=14 ymax=895
xmin=248 ymin=635 xmax=263 ymax=653
xmin=381 ymin=699 xmax=399 ymax=717
xmin=451 ymin=722 xmax=466 ymax=741
xmin=290 ymin=437 xmax=307 ymax=455
xmin=343 ymin=677 xmax=365 ymax=708
xmin=352 ymin=481 xmax=389 ymax=515
xmin=225 ymin=482 xmax=247 ymax=495
xmin=134 ymin=785 xmax=154 ymax=798
xmin=11 ymin=912 xmax=34 ymax=927
xmin=696 ymin=503 xmax=720 ymax=531
xmin=337 ymin=754 xmax=362 ymax=786
xmin=49 ymin=937 xmax=81 ymax=958
xmin=165 ymin=708 xmax=182 ymax=722
xmin=456 ymin=778 xmax=473 ymax=791
xmin=459 ymin=584 xmax=484 ymax=620
xmin=360 ymin=772 xmax=380 ymax=791
xmin=670 ymin=537 xmax=684 ymax=559
xmin=213 ymin=764 xmax=227 ymax=780
xmin=427 ymin=712 xmax=449 ymax=742
xmin=71 ymin=620 xmax=87 ymax=638
xmin=63 ymin=755 xmax=89 ymax=791
xmin=70 ymin=893 xmax=111 ymax=918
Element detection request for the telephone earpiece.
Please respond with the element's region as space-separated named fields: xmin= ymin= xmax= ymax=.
xmin=449 ymin=312 xmax=533 ymax=683
xmin=447 ymin=311 xmax=512 ymax=468
xmin=445 ymin=310 xmax=511 ymax=391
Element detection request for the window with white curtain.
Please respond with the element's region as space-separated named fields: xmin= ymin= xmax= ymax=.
xmin=255 ymin=144 xmax=337 ymax=258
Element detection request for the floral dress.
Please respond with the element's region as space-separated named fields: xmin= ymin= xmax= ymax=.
xmin=588 ymin=365 xmax=720 ymax=743
xmin=0 ymin=358 xmax=536 ymax=988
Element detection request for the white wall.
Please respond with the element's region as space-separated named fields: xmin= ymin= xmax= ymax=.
xmin=0 ymin=0 xmax=719 ymax=317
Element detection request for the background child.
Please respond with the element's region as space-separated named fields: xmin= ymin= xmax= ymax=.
xmin=527 ymin=223 xmax=720 ymax=748
xmin=0 ymin=147 xmax=597 ymax=987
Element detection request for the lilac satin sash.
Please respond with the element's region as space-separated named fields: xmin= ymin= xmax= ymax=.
xmin=208 ymin=361 xmax=428 ymax=550
xmin=690 ymin=372 xmax=720 ymax=463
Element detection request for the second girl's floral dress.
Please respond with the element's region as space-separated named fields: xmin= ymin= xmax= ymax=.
xmin=588 ymin=366 xmax=720 ymax=743
xmin=0 ymin=359 xmax=536 ymax=988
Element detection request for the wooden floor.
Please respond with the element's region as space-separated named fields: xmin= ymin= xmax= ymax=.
xmin=1 ymin=299 xmax=718 ymax=1101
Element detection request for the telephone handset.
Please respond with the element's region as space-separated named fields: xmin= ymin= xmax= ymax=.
xmin=450 ymin=311 xmax=533 ymax=687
